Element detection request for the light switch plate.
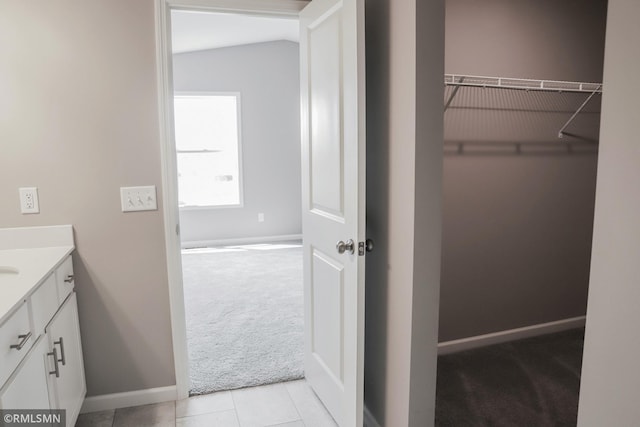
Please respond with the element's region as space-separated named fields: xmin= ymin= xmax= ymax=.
xmin=19 ymin=187 xmax=40 ymax=214
xmin=120 ymin=186 xmax=158 ymax=212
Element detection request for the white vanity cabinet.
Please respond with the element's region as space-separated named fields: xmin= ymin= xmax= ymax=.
xmin=0 ymin=251 xmax=86 ymax=427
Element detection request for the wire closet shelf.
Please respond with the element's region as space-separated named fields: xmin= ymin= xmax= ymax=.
xmin=444 ymin=74 xmax=602 ymax=93
xmin=444 ymin=74 xmax=603 ymax=138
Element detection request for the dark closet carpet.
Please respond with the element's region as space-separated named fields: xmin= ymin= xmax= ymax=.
xmin=436 ymin=328 xmax=585 ymax=427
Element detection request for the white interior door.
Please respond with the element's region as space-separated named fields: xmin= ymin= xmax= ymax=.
xmin=299 ymin=0 xmax=366 ymax=426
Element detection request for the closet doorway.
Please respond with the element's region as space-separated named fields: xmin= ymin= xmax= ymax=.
xmin=170 ymin=10 xmax=304 ymax=396
xmin=435 ymin=0 xmax=606 ymax=425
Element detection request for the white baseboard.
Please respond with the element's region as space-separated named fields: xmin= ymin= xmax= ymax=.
xmin=364 ymin=405 xmax=382 ymax=427
xmin=80 ymin=385 xmax=177 ymax=414
xmin=181 ymin=234 xmax=302 ymax=249
xmin=437 ymin=316 xmax=586 ymax=356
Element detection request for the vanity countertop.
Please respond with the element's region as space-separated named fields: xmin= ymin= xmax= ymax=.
xmin=0 ymin=246 xmax=74 ymax=324
xmin=0 ymin=225 xmax=75 ymax=324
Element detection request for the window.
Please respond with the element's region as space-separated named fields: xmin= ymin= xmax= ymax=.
xmin=173 ymin=93 xmax=243 ymax=208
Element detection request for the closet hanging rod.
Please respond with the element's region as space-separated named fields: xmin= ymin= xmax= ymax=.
xmin=445 ymin=74 xmax=603 ymax=94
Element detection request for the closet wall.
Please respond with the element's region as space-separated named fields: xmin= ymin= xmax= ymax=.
xmin=439 ymin=0 xmax=608 ymax=341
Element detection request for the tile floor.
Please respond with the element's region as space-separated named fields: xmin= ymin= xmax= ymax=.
xmin=75 ymin=380 xmax=338 ymax=427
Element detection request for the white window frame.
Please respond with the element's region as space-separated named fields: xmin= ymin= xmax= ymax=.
xmin=174 ymin=91 xmax=245 ymax=210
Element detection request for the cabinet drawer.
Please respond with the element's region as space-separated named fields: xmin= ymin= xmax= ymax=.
xmin=55 ymin=256 xmax=74 ymax=304
xmin=0 ymin=334 xmax=51 ymax=410
xmin=30 ymin=274 xmax=59 ymax=336
xmin=0 ymin=303 xmax=33 ymax=387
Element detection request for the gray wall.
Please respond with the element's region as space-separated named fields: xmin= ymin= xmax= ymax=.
xmin=578 ymin=0 xmax=640 ymax=423
xmin=364 ymin=0 xmax=445 ymax=425
xmin=439 ymin=0 xmax=607 ymax=341
xmin=173 ymin=41 xmax=302 ymax=244
xmin=0 ymin=1 xmax=174 ymax=396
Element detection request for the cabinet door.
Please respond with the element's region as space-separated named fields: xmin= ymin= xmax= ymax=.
xmin=0 ymin=335 xmax=51 ymax=410
xmin=46 ymin=293 xmax=86 ymax=427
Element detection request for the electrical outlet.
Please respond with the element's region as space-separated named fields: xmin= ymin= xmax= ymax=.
xmin=258 ymin=213 xmax=265 ymax=222
xmin=120 ymin=186 xmax=158 ymax=212
xmin=19 ymin=187 xmax=40 ymax=214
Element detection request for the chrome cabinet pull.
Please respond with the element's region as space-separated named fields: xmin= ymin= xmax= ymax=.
xmin=48 ymin=348 xmax=60 ymax=378
xmin=10 ymin=332 xmax=32 ymax=351
xmin=336 ymin=239 xmax=355 ymax=255
xmin=64 ymin=274 xmax=74 ymax=284
xmin=54 ymin=337 xmax=66 ymax=366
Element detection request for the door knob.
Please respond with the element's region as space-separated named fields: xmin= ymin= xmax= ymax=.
xmin=336 ymin=239 xmax=355 ymax=255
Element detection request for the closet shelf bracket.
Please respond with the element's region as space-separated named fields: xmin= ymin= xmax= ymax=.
xmin=444 ymin=76 xmax=465 ymax=111
xmin=558 ymin=84 xmax=602 ymax=139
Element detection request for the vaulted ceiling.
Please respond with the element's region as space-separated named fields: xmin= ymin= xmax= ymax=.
xmin=171 ymin=10 xmax=299 ymax=54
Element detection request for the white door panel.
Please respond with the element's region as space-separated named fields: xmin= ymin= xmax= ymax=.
xmin=300 ymin=0 xmax=365 ymax=425
xmin=311 ymin=249 xmax=344 ymax=381
xmin=309 ymin=9 xmax=344 ymax=218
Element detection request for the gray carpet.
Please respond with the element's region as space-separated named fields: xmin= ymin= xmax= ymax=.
xmin=436 ymin=328 xmax=585 ymax=427
xmin=181 ymin=242 xmax=304 ymax=395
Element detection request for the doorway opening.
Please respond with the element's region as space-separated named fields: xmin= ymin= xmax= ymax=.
xmin=434 ymin=0 xmax=606 ymax=425
xmin=158 ymin=1 xmax=367 ymax=425
xmin=170 ymin=9 xmax=305 ymax=396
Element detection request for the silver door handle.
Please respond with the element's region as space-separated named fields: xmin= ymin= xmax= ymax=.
xmin=336 ymin=239 xmax=355 ymax=255
xmin=48 ymin=348 xmax=60 ymax=378
xmin=10 ymin=332 xmax=32 ymax=351
xmin=64 ymin=274 xmax=74 ymax=283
